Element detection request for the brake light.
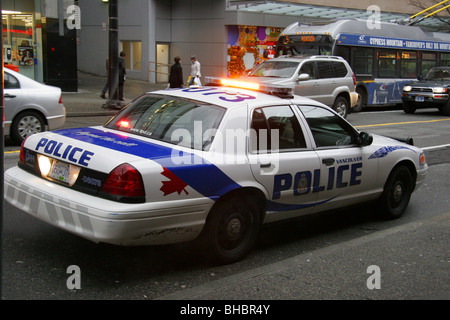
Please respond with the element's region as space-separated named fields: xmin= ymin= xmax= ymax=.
xmin=352 ymin=73 xmax=356 ymax=86
xmin=100 ymin=163 xmax=145 ymax=201
xmin=59 ymin=94 xmax=63 ymax=104
xmin=19 ymin=138 xmax=27 ymax=164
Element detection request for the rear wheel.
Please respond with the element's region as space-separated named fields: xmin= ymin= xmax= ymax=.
xmin=353 ymin=87 xmax=366 ymax=113
xmin=332 ymin=96 xmax=349 ymax=118
xmin=199 ymin=196 xmax=260 ymax=264
xmin=379 ymin=166 xmax=413 ymax=219
xmin=11 ymin=111 xmax=46 ymax=144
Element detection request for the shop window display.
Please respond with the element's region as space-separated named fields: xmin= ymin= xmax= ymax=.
xmin=227 ymin=26 xmax=281 ymax=78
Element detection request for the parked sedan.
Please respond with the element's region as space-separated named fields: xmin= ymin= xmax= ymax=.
xmin=3 ymin=68 xmax=66 ymax=144
xmin=4 ymin=78 xmax=427 ymax=264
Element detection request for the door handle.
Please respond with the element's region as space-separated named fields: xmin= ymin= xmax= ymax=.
xmin=322 ymin=158 xmax=335 ymax=166
xmin=5 ymin=94 xmax=16 ymax=98
xmin=260 ymin=162 xmax=271 ymax=168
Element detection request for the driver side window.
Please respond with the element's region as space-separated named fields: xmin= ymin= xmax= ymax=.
xmin=298 ymin=105 xmax=357 ymax=147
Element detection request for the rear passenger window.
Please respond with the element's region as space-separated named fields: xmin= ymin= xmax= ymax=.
xmin=331 ymin=61 xmax=347 ymax=77
xmin=250 ymin=106 xmax=307 ymax=153
xmin=317 ymin=61 xmax=334 ymax=78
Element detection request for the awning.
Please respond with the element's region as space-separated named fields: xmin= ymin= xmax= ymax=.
xmin=227 ymin=0 xmax=450 ymax=32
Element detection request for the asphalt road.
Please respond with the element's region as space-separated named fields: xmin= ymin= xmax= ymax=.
xmin=1 ymin=108 xmax=449 ymax=305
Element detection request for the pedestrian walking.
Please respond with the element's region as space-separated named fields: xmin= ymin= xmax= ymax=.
xmin=113 ymin=51 xmax=126 ymax=101
xmin=188 ymin=55 xmax=201 ymax=86
xmin=169 ymin=56 xmax=183 ymax=88
xmin=100 ymin=57 xmax=109 ymax=99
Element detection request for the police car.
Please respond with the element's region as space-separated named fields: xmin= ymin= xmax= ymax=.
xmin=4 ymin=77 xmax=428 ymax=264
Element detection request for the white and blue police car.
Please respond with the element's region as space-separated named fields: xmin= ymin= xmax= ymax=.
xmin=4 ymin=77 xmax=428 ymax=264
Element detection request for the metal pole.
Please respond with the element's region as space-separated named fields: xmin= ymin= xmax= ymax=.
xmin=0 ymin=0 xmax=4 ymax=299
xmin=107 ymin=0 xmax=120 ymax=108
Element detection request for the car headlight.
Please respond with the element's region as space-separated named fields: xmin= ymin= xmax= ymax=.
xmin=403 ymin=85 xmax=412 ymax=92
xmin=433 ymin=87 xmax=448 ymax=93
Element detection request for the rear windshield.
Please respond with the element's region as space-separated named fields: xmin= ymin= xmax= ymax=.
xmin=248 ymin=61 xmax=299 ymax=78
xmin=105 ymin=94 xmax=226 ymax=150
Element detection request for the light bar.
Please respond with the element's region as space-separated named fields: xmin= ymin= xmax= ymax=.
xmin=220 ymin=79 xmax=260 ymax=90
xmin=205 ymin=76 xmax=294 ymax=98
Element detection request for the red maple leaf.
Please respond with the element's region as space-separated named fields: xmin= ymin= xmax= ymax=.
xmin=160 ymin=167 xmax=189 ymax=196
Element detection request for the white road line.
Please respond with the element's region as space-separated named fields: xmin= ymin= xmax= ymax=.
xmin=422 ymin=144 xmax=450 ymax=151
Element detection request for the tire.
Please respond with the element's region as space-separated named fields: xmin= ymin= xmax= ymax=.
xmin=353 ymin=87 xmax=366 ymax=113
xmin=199 ymin=196 xmax=260 ymax=264
xmin=332 ymin=96 xmax=349 ymax=118
xmin=10 ymin=111 xmax=46 ymax=145
xmin=441 ymin=100 xmax=450 ymax=116
xmin=379 ymin=166 xmax=413 ymax=219
xmin=403 ymin=102 xmax=416 ymax=114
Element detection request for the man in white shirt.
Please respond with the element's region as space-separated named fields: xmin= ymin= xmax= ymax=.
xmin=188 ymin=55 xmax=201 ymax=86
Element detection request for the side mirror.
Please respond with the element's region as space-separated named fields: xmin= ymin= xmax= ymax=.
xmin=358 ymin=132 xmax=373 ymax=146
xmin=298 ymin=73 xmax=310 ymax=81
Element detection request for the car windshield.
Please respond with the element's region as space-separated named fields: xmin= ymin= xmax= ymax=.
xmin=105 ymin=94 xmax=226 ymax=150
xmin=248 ymin=61 xmax=299 ymax=78
xmin=424 ymin=67 xmax=450 ymax=80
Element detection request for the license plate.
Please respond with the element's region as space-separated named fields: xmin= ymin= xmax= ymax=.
xmin=49 ymin=161 xmax=71 ymax=184
xmin=415 ymin=96 xmax=425 ymax=102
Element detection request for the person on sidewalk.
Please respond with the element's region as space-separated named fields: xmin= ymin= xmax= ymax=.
xmin=169 ymin=56 xmax=183 ymax=88
xmin=100 ymin=57 xmax=109 ymax=99
xmin=112 ymin=51 xmax=127 ymax=101
xmin=188 ymin=55 xmax=201 ymax=86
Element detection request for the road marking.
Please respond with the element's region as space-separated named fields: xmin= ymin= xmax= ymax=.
xmin=5 ymin=150 xmax=20 ymax=154
xmin=422 ymin=144 xmax=450 ymax=150
xmin=355 ymin=118 xmax=450 ymax=128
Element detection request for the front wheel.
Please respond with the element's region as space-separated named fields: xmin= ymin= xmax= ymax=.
xmin=199 ymin=196 xmax=260 ymax=264
xmin=379 ymin=166 xmax=413 ymax=219
xmin=403 ymin=102 xmax=416 ymax=114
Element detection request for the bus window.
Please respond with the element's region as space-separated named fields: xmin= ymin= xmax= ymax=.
xmin=400 ymin=51 xmax=417 ymax=78
xmin=378 ymin=50 xmax=396 ymax=78
xmin=421 ymin=52 xmax=437 ymax=76
xmin=354 ymin=48 xmax=373 ymax=75
xmin=440 ymin=53 xmax=450 ymax=66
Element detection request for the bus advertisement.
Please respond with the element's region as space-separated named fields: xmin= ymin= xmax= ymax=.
xmin=275 ymin=19 xmax=450 ymax=111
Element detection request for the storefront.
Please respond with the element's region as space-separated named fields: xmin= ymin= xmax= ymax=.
xmin=2 ymin=0 xmax=77 ymax=91
xmin=2 ymin=5 xmax=42 ymax=81
xmin=227 ymin=25 xmax=282 ymax=78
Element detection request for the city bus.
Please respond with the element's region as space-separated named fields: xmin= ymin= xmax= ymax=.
xmin=275 ymin=19 xmax=450 ymax=111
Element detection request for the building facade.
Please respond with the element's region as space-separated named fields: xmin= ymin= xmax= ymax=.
xmin=4 ymin=0 xmax=450 ymax=90
xmin=2 ymin=0 xmax=77 ymax=91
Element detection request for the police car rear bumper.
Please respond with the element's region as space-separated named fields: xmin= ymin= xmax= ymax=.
xmin=4 ymin=167 xmax=210 ymax=246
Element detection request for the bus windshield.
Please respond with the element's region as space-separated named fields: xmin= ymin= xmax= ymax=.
xmin=276 ymin=35 xmax=333 ymax=56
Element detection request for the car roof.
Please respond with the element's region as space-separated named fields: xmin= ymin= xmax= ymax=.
xmin=148 ymin=86 xmax=323 ymax=110
xmin=4 ymin=67 xmax=54 ymax=90
xmin=264 ymin=55 xmax=345 ymax=63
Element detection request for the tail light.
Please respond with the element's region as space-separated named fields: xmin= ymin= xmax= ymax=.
xmin=59 ymin=94 xmax=63 ymax=104
xmin=99 ymin=163 xmax=145 ymax=203
xmin=19 ymin=138 xmax=27 ymax=164
xmin=352 ymin=73 xmax=357 ymax=86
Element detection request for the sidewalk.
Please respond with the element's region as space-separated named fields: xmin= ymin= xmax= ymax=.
xmin=62 ymin=72 xmax=167 ymax=117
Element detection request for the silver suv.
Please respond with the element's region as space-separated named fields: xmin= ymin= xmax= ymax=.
xmin=243 ymin=56 xmax=358 ymax=118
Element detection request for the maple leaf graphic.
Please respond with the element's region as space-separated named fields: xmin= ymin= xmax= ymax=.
xmin=160 ymin=167 xmax=189 ymax=196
